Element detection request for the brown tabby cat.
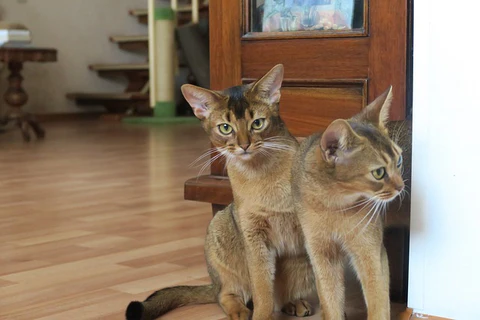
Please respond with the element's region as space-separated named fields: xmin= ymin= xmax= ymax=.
xmin=125 ymin=64 xmax=315 ymax=320
xmin=291 ymin=87 xmax=404 ymax=320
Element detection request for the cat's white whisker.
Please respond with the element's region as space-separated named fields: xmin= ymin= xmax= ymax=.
xmin=348 ymin=197 xmax=380 ymax=233
xmin=219 ymin=148 xmax=234 ymax=167
xmin=376 ymin=201 xmax=387 ymax=224
xmin=337 ymin=197 xmax=374 ymax=213
xmin=374 ymin=201 xmax=384 ymax=225
xmin=189 ymin=148 xmax=220 ymax=167
xmin=398 ymin=191 xmax=404 ymax=210
xmin=349 ymin=197 xmax=378 ymax=218
xmin=361 ymin=201 xmax=380 ymax=234
xmin=403 ymin=186 xmax=411 ymax=198
xmin=222 ymin=152 xmax=235 ymax=175
xmin=258 ymin=149 xmax=272 ymax=160
xmin=196 ymin=151 xmax=225 ymax=179
xmin=264 ymin=136 xmax=292 ymax=142
xmin=192 ymin=154 xmax=221 ymax=172
xmin=263 ymin=141 xmax=294 ymax=147
xmin=262 ymin=143 xmax=296 ymax=153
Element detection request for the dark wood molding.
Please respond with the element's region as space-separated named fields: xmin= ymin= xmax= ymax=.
xmin=209 ymin=0 xmax=243 ymax=175
xmin=209 ymin=0 xmax=242 ymax=90
xmin=243 ymin=29 xmax=367 ymax=40
xmin=242 ymin=78 xmax=367 ymax=87
xmin=368 ymin=0 xmax=407 ymax=120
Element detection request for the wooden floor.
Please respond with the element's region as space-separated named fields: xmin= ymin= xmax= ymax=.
xmin=0 ymin=121 xmax=405 ymax=319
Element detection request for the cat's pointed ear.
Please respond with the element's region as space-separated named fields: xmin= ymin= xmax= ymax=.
xmin=181 ymin=84 xmax=223 ymax=120
xmin=251 ymin=64 xmax=284 ymax=105
xmin=320 ymin=119 xmax=362 ymax=164
xmin=355 ymin=86 xmax=393 ymax=128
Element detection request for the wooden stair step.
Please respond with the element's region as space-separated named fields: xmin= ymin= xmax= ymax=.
xmin=88 ymin=63 xmax=149 ymax=78
xmin=110 ymin=35 xmax=148 ymax=50
xmin=128 ymin=5 xmax=209 ymax=25
xmin=128 ymin=5 xmax=207 ymax=16
xmin=129 ymin=8 xmax=147 ymax=17
xmin=177 ymin=5 xmax=206 ymax=13
xmin=178 ymin=5 xmax=210 ymax=25
xmin=67 ymin=92 xmax=150 ymax=114
xmin=67 ymin=92 xmax=148 ymax=101
xmin=129 ymin=8 xmax=148 ymax=24
xmin=89 ymin=63 xmax=148 ymax=72
xmin=110 ymin=35 xmax=148 ymax=43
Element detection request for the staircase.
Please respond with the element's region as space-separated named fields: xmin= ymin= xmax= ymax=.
xmin=67 ymin=3 xmax=209 ymax=116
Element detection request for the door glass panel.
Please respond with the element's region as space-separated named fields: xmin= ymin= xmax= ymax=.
xmin=250 ymin=0 xmax=365 ymax=33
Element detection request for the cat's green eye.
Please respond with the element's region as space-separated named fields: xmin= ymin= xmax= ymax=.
xmin=251 ymin=118 xmax=265 ymax=130
xmin=372 ymin=167 xmax=386 ymax=180
xmin=397 ymin=155 xmax=403 ymax=168
xmin=218 ymin=124 xmax=233 ymax=135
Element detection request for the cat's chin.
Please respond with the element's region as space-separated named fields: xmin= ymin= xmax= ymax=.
xmin=237 ymin=153 xmax=254 ymax=161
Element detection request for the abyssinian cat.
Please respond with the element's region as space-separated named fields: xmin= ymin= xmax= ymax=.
xmin=125 ymin=64 xmax=315 ymax=320
xmin=291 ymin=87 xmax=404 ymax=319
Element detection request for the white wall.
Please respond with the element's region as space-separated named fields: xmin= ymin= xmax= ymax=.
xmin=0 ymin=0 xmax=148 ymax=114
xmin=409 ymin=0 xmax=480 ymax=318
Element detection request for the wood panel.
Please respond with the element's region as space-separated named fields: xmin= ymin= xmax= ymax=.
xmin=280 ymin=85 xmax=365 ymax=136
xmin=242 ymin=38 xmax=370 ymax=80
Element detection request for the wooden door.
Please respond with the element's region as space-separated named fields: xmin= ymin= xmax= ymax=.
xmin=210 ymin=0 xmax=407 ymax=139
xmin=204 ymin=0 xmax=410 ymax=303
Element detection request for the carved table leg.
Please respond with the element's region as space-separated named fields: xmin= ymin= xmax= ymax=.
xmin=5 ymin=61 xmax=28 ymax=108
xmin=2 ymin=61 xmax=45 ymax=141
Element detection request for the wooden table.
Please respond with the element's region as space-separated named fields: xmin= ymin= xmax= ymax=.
xmin=0 ymin=47 xmax=57 ymax=141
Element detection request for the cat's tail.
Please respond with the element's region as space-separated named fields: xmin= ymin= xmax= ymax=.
xmin=125 ymin=284 xmax=217 ymax=320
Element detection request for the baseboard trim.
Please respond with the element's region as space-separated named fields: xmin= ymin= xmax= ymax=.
xmin=34 ymin=112 xmax=103 ymax=122
xmin=398 ymin=308 xmax=453 ymax=320
xmin=122 ymin=116 xmax=199 ymax=124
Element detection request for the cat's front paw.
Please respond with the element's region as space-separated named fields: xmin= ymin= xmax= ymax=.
xmin=282 ymin=299 xmax=313 ymax=317
xmin=252 ymin=316 xmax=274 ymax=320
xmin=226 ymin=309 xmax=250 ymax=320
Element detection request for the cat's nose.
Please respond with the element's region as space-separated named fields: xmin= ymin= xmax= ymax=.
xmin=395 ymin=182 xmax=405 ymax=192
xmin=240 ymin=143 xmax=250 ymax=151
xmin=391 ymin=175 xmax=404 ymax=192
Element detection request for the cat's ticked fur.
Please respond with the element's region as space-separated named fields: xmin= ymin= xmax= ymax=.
xmin=292 ymin=87 xmax=405 ymax=320
xmin=125 ymin=65 xmax=315 ymax=320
